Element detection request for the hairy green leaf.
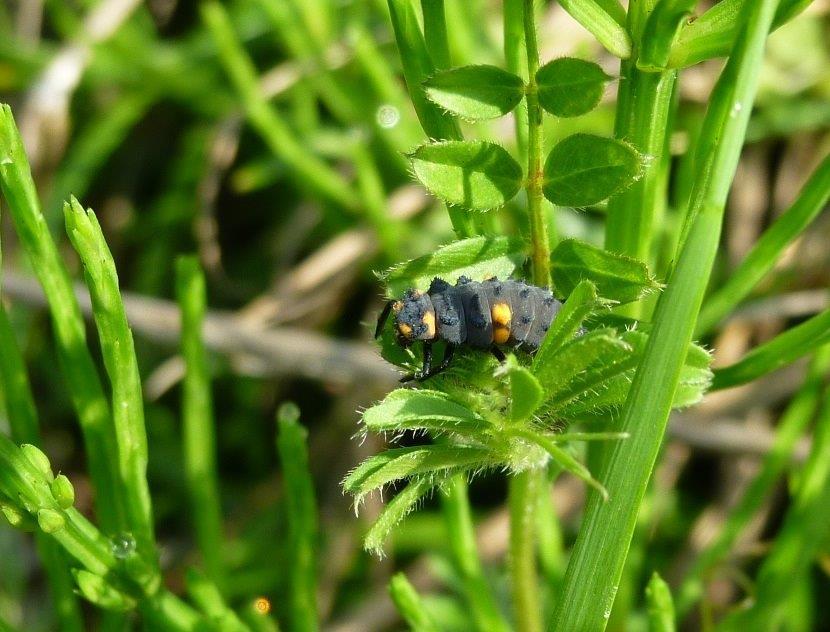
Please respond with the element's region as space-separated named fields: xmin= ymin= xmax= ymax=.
xmin=536 ymin=58 xmax=611 ymax=117
xmin=383 ymin=235 xmax=526 ymax=297
xmin=533 ymin=280 xmax=600 ymax=372
xmin=542 ymin=134 xmax=641 ymax=207
xmin=424 ymin=65 xmax=525 ymax=120
xmin=551 ymin=238 xmax=661 ymax=303
xmin=499 ymin=356 xmax=545 ymax=422
xmin=345 ymin=446 xmax=491 ymax=499
xmin=364 ymin=477 xmax=435 ymax=554
xmin=409 ymin=141 xmax=523 ymax=210
xmin=363 ymin=389 xmax=487 ymax=436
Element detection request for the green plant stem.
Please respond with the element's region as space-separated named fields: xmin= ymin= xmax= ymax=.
xmin=509 ymin=470 xmax=543 ymax=632
xmin=551 ymin=0 xmax=780 ymax=627
xmin=389 ymin=573 xmax=440 ymax=632
xmin=523 ymin=0 xmax=550 ymax=289
xmin=676 ymin=345 xmax=830 ymax=617
xmin=176 ymin=257 xmax=225 ymax=590
xmin=696 ymin=152 xmax=830 ymax=335
xmin=504 ymin=0 xmax=528 ymax=162
xmin=441 ymin=476 xmax=511 ymax=632
xmin=0 ymin=104 xmax=124 ymax=535
xmin=604 ymin=70 xmax=676 ymax=269
xmin=420 ymin=0 xmax=451 ymax=69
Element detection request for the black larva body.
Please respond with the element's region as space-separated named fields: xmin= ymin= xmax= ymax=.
xmin=426 ymin=276 xmax=561 ymax=349
xmin=377 ymin=276 xmax=563 ymax=381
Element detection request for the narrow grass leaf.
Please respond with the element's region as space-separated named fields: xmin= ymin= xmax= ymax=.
xmin=409 ymin=141 xmax=523 ymax=210
xmin=64 ymin=198 xmax=157 ymax=566
xmin=536 ymin=58 xmax=611 ymax=117
xmin=721 ymin=381 xmax=830 ymax=630
xmin=389 ymin=573 xmax=440 ymax=632
xmin=645 ymin=572 xmax=675 ymax=632
xmin=175 ymin=256 xmax=224 ymax=589
xmin=551 ymin=238 xmax=660 ymax=303
xmin=557 ymin=0 xmax=632 ymax=58
xmin=543 ymin=134 xmax=642 ymax=207
xmin=533 ymin=280 xmax=599 ymax=368
xmin=425 ymin=65 xmax=525 ymax=120
xmin=676 ymin=346 xmax=830 ymax=615
xmin=697 ymin=152 xmax=830 ymax=334
xmin=712 ymin=308 xmax=830 ymax=390
xmin=363 ymin=389 xmax=487 ymax=436
xmin=0 ymin=104 xmax=122 ymax=534
xmin=383 ymin=235 xmax=526 ymax=296
xmin=364 ymin=477 xmax=435 ymax=554
xmin=276 ymin=405 xmax=318 ymax=632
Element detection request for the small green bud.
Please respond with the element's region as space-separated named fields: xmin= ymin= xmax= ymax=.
xmin=37 ymin=508 xmax=65 ymax=533
xmin=50 ymin=474 xmax=76 ymax=509
xmin=1 ymin=501 xmax=30 ymax=529
xmin=20 ymin=444 xmax=54 ymax=481
xmin=73 ymin=569 xmax=137 ymax=611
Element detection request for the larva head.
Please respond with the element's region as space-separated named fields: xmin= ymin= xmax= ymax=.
xmin=393 ymin=289 xmax=436 ymax=345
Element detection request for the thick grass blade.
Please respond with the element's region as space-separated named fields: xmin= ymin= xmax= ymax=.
xmin=276 ymin=404 xmax=319 ymax=632
xmin=0 ymin=104 xmax=123 ymax=534
xmin=389 ymin=573 xmax=440 ymax=632
xmin=552 ymin=0 xmax=781 ymax=627
xmin=63 ymin=198 xmax=157 ymax=571
xmin=175 ymin=257 xmax=225 ymax=589
xmin=711 ymin=308 xmax=830 ymax=390
xmin=697 ymin=153 xmax=830 ymax=334
xmin=441 ymin=477 xmax=511 ymax=632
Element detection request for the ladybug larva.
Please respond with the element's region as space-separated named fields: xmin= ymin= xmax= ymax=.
xmin=376 ymin=276 xmax=563 ymax=382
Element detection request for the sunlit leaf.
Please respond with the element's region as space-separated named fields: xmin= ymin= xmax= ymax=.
xmin=425 ymin=65 xmax=525 ymax=120
xmin=535 ymin=329 xmax=629 ymax=396
xmin=409 ymin=141 xmax=523 ymax=210
xmin=364 ymin=477 xmax=435 ymax=555
xmin=383 ymin=235 xmax=526 ymax=297
xmin=363 ymin=389 xmax=487 ymax=436
xmin=542 ymin=134 xmax=641 ymax=207
xmin=499 ymin=356 xmax=544 ymax=422
xmin=551 ymin=238 xmax=661 ymax=303
xmin=536 ymin=57 xmax=611 ymax=117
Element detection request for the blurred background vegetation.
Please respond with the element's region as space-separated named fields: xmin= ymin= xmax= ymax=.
xmin=1 ymin=0 xmax=830 ymax=630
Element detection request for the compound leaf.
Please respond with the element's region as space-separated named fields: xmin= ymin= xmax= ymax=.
xmin=409 ymin=141 xmax=523 ymax=210
xmin=542 ymin=134 xmax=642 ymax=207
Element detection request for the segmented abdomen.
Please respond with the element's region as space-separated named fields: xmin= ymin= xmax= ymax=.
xmin=428 ymin=277 xmax=562 ymax=349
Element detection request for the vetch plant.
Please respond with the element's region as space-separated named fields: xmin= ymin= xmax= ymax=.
xmin=345 ymin=0 xmax=829 ymax=630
